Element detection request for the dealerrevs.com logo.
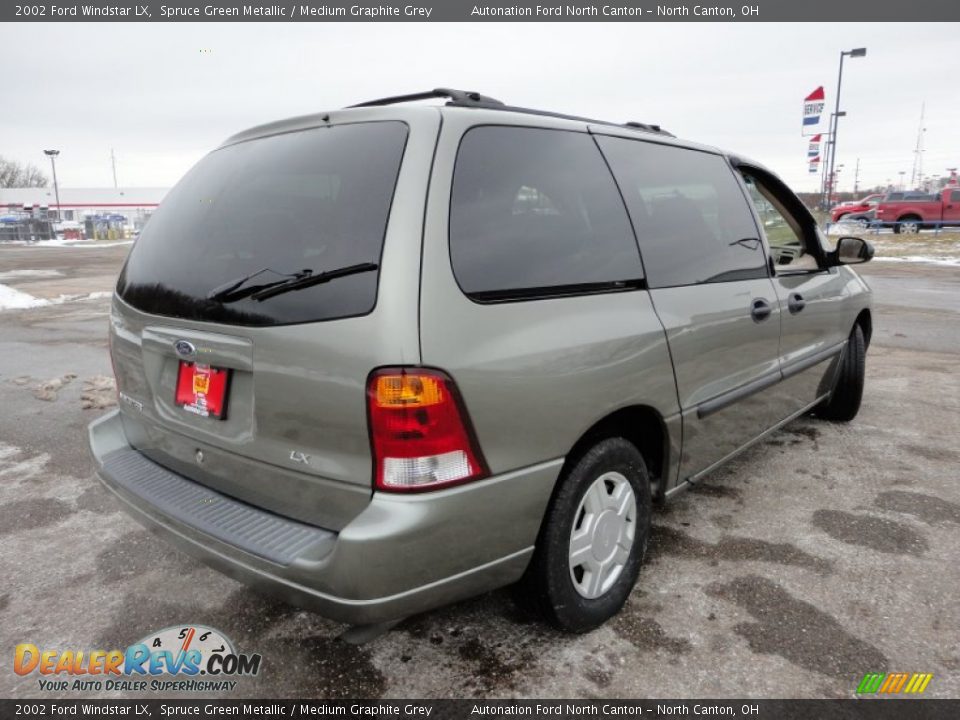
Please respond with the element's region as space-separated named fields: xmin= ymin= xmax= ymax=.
xmin=15 ymin=625 xmax=262 ymax=693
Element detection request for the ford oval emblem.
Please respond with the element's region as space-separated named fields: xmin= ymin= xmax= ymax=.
xmin=174 ymin=340 xmax=196 ymax=358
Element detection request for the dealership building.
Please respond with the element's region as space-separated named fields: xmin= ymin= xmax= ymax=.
xmin=0 ymin=186 xmax=168 ymax=226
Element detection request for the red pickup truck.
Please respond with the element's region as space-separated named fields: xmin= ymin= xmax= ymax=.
xmin=876 ymin=187 xmax=960 ymax=233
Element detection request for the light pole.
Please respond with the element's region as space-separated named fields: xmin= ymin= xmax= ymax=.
xmin=826 ymin=47 xmax=867 ymax=207
xmin=43 ymin=149 xmax=61 ymax=221
xmin=898 ymin=171 xmax=906 ymax=190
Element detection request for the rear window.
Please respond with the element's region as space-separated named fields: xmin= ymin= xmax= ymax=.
xmin=117 ymin=121 xmax=408 ymax=326
xmin=449 ymin=126 xmax=643 ymax=301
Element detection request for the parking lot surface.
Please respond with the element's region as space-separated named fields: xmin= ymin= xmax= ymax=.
xmin=1 ymin=243 xmax=958 ymax=698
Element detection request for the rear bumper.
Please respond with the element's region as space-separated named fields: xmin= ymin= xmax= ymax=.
xmin=89 ymin=410 xmax=560 ymax=625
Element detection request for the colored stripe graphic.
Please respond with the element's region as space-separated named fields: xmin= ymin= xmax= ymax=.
xmin=857 ymin=672 xmax=933 ymax=694
xmin=803 ymin=116 xmax=819 ymax=125
xmin=857 ymin=673 xmax=885 ymax=693
xmin=905 ymin=674 xmax=934 ymax=693
xmin=805 ymin=86 xmax=825 ymax=102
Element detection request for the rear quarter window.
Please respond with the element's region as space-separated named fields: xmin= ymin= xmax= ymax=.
xmin=117 ymin=121 xmax=408 ymax=326
xmin=449 ymin=126 xmax=643 ymax=301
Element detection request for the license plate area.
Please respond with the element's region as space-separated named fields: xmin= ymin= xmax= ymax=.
xmin=175 ymin=361 xmax=230 ymax=419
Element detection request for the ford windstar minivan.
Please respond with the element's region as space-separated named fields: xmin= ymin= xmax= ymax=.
xmin=89 ymin=89 xmax=873 ymax=633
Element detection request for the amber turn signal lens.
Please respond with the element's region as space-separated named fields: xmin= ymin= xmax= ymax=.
xmin=374 ymin=373 xmax=444 ymax=408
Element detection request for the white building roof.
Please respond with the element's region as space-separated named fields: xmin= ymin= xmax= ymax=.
xmin=0 ymin=187 xmax=168 ymax=208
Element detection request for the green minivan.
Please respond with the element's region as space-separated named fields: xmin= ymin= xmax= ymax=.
xmin=89 ymin=89 xmax=873 ymax=633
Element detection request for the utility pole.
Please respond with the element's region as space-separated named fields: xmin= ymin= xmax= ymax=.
xmin=43 ymin=150 xmax=61 ymax=221
xmin=910 ymin=103 xmax=926 ymax=190
xmin=827 ymin=48 xmax=867 ymax=207
xmin=111 ymin=148 xmax=118 ymax=189
xmin=819 ymin=126 xmax=833 ymax=208
xmin=853 ymin=158 xmax=860 ymax=195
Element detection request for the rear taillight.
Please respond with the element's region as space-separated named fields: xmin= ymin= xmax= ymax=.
xmin=367 ymin=368 xmax=488 ymax=492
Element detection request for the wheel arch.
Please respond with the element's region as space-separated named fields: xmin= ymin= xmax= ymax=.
xmin=560 ymin=405 xmax=669 ymax=502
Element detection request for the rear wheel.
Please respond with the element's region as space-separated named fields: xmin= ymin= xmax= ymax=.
xmin=514 ymin=438 xmax=652 ymax=632
xmin=816 ymin=324 xmax=866 ymax=422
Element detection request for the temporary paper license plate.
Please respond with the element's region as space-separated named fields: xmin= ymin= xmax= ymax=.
xmin=175 ymin=361 xmax=230 ymax=419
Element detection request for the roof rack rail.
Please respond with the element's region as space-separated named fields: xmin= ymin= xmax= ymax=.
xmin=348 ymin=88 xmax=504 ymax=108
xmin=345 ymin=89 xmax=674 ymax=138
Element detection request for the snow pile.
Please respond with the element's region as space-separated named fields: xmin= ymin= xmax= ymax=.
xmin=0 ymin=283 xmax=49 ymax=310
xmin=0 ymin=284 xmax=112 ymax=311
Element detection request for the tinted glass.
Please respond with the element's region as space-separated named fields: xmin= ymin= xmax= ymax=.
xmin=951 ymin=190 xmax=960 ymax=202
xmin=118 ymin=122 xmax=408 ymax=326
xmin=597 ymin=136 xmax=766 ymax=288
xmin=449 ymin=126 xmax=643 ymax=299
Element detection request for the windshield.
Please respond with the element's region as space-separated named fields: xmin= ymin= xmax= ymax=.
xmin=117 ymin=121 xmax=408 ymax=326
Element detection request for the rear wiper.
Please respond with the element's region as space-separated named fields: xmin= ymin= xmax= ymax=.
xmin=207 ymin=267 xmax=310 ymax=303
xmin=250 ymin=262 xmax=379 ymax=302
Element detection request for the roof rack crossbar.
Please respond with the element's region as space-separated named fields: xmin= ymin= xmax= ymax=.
xmin=348 ymin=87 xmax=504 ymax=109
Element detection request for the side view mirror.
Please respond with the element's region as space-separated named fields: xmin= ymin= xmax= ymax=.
xmin=830 ymin=236 xmax=874 ymax=265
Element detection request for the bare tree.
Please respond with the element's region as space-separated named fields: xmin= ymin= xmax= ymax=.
xmin=0 ymin=156 xmax=50 ymax=188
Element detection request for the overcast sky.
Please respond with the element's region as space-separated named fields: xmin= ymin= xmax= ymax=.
xmin=3 ymin=22 xmax=957 ymax=194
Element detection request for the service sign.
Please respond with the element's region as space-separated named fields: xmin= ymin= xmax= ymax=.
xmin=802 ymin=86 xmax=826 ymax=136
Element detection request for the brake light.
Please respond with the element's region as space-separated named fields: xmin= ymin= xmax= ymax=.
xmin=367 ymin=368 xmax=488 ymax=492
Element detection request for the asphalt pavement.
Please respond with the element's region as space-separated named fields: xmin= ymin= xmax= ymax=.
xmin=0 ymin=244 xmax=957 ymax=699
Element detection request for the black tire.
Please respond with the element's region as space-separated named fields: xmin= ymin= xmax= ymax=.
xmin=514 ymin=438 xmax=652 ymax=633
xmin=816 ymin=324 xmax=866 ymax=422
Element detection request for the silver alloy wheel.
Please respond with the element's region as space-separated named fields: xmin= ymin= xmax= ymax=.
xmin=900 ymin=220 xmax=920 ymax=234
xmin=568 ymin=471 xmax=637 ymax=599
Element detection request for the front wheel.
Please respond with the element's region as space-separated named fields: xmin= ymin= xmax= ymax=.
xmin=816 ymin=324 xmax=866 ymax=422
xmin=514 ymin=438 xmax=652 ymax=632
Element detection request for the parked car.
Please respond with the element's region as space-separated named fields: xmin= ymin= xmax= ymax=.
xmin=876 ymin=187 xmax=960 ymax=233
xmin=89 ymin=89 xmax=874 ymax=633
xmin=830 ymin=193 xmax=883 ymax=224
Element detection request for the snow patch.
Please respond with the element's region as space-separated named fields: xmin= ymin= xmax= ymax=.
xmin=2 ymin=239 xmax=133 ymax=248
xmin=873 ymin=256 xmax=960 ymax=267
xmin=0 ymin=269 xmax=64 ymax=280
xmin=0 ymin=283 xmax=49 ymax=310
xmin=0 ymin=284 xmax=113 ymax=311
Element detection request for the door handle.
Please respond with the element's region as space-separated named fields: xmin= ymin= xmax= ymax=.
xmin=788 ymin=292 xmax=806 ymax=314
xmin=751 ymin=298 xmax=772 ymax=322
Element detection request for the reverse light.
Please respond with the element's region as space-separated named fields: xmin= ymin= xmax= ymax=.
xmin=367 ymin=368 xmax=488 ymax=492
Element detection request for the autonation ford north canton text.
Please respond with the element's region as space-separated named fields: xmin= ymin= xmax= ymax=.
xmin=469 ymin=5 xmax=752 ymax=16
